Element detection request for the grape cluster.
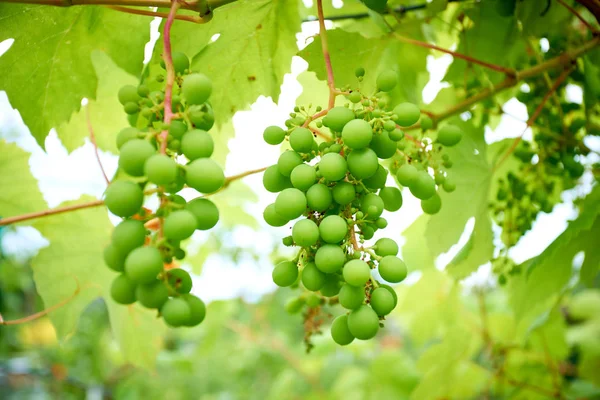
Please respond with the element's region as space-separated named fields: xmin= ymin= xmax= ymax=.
xmin=103 ymin=52 xmax=224 ymax=328
xmin=262 ymin=68 xmax=463 ymax=345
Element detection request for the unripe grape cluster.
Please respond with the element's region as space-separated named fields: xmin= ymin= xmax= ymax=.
xmin=103 ymin=52 xmax=224 ymax=328
xmin=262 ymin=67 xmax=463 ymax=346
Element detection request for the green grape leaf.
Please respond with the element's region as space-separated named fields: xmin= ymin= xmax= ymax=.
xmin=56 ymin=51 xmax=137 ymax=154
xmin=0 ymin=140 xmax=46 ymax=218
xmin=211 ymin=181 xmax=259 ymax=229
xmin=516 ymin=0 xmax=571 ymax=36
xmin=510 ymin=186 xmax=600 ymax=319
xmin=155 ymin=0 xmax=301 ymax=125
xmin=298 ymin=27 xmax=429 ymax=105
xmin=31 ymin=197 xmax=164 ymax=368
xmin=400 ymin=214 xmax=436 ymax=271
xmin=0 ymin=5 xmax=149 ymax=147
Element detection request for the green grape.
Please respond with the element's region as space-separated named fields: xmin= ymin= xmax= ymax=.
xmin=119 ymin=139 xmax=155 ymax=177
xmin=378 ymin=256 xmax=407 ymax=283
xmin=186 ymin=198 xmax=219 ymax=230
xmin=360 ymin=193 xmax=384 ymax=219
xmin=434 ymin=171 xmax=446 ymax=185
xmin=182 ymin=294 xmax=206 ymax=326
xmin=137 ymin=84 xmax=150 ymax=98
xmin=442 ymin=178 xmax=456 ymax=193
xmin=163 ymin=210 xmax=197 ymax=241
xmin=319 ymin=153 xmax=348 ymax=181
xmin=319 ymin=215 xmax=348 ymax=244
xmin=327 ymin=107 xmax=355 ymax=132
xmin=315 ymin=244 xmax=346 ymax=273
xmin=181 ymin=129 xmax=214 ymax=160
xmin=379 ymin=186 xmax=403 ymax=211
xmin=329 ymin=143 xmax=342 ymax=153
xmin=263 ymin=203 xmax=289 ymax=227
xmin=144 ymin=154 xmax=178 ymax=185
xmin=274 ymin=188 xmax=307 ymax=220
xmin=355 ymin=67 xmax=366 ymax=77
xmin=389 ymin=128 xmax=404 ymax=141
xmin=161 ymin=298 xmax=191 ymax=327
xmin=421 ymin=193 xmax=442 ymax=214
xmin=282 ymin=236 xmax=294 ymax=246
xmin=348 ymin=92 xmax=362 ymax=104
xmin=375 ymin=217 xmax=387 ymax=229
xmin=165 ymin=169 xmax=186 ymax=194
xmin=362 ymin=164 xmax=387 ymax=189
xmin=104 ymin=244 xmax=126 ymax=272
xmin=332 ymin=182 xmax=356 ymax=205
xmin=118 ymin=85 xmax=141 ymax=105
xmin=186 ymin=158 xmax=225 ymax=194
xmin=437 ymin=125 xmax=463 ymax=146
xmin=166 ymin=268 xmax=193 ymax=294
xmin=169 ymin=120 xmax=188 ymax=139
xmin=104 ymin=181 xmax=144 ymax=218
xmin=342 ymin=119 xmax=373 ymax=149
xmin=302 ymin=262 xmax=326 ymax=291
xmin=370 ymin=287 xmax=395 ymax=316
xmin=136 ymin=280 xmax=169 ymax=309
xmin=277 ymin=151 xmax=304 ymax=177
xmin=289 ymin=127 xmax=314 ymax=153
xmin=370 ymin=131 xmax=397 ymax=159
xmin=306 ymin=183 xmax=333 ymax=212
xmin=331 ymin=315 xmax=355 ymax=346
xmin=409 ymin=171 xmax=436 ymax=200
xmin=376 ymin=70 xmax=397 ymax=92
xmin=374 ymin=238 xmax=398 ymax=256
xmin=321 ymin=274 xmax=342 ymax=297
xmin=112 ymin=219 xmax=146 ymax=255
xmin=111 ymin=274 xmax=137 ymax=305
xmin=360 ymin=225 xmax=375 ymax=240
xmin=306 ymin=293 xmax=322 ymax=307
xmin=263 ymin=125 xmax=286 ymax=145
xmin=116 ymin=127 xmax=139 ymax=149
xmin=383 ymin=120 xmax=396 ymax=131
xmin=420 ymin=115 xmax=434 ymax=130
xmin=339 ymin=283 xmax=364 ymax=309
xmin=380 ymin=284 xmax=398 ymax=307
xmin=347 ymin=305 xmax=379 ymax=340
xmin=182 ymin=73 xmax=212 ymax=105
xmin=160 ymin=51 xmax=189 ymax=74
xmin=292 ymin=219 xmax=320 ymax=247
xmin=396 ymin=163 xmax=418 ymax=186
xmin=272 ymin=261 xmax=299 ymax=287
xmin=189 ymin=104 xmax=215 ymax=130
xmin=393 ymin=103 xmax=421 ymax=127
xmin=285 ymin=297 xmax=305 ymax=314
xmin=125 ymin=246 xmax=164 ymax=284
xmin=290 ymin=164 xmax=317 ymax=192
xmin=124 ymin=102 xmax=140 ymax=115
xmin=347 ymin=148 xmax=378 ymax=179
xmin=150 ymin=90 xmax=165 ymax=103
xmin=263 ymin=165 xmax=293 ymax=193
xmin=343 ymin=259 xmax=371 ymax=287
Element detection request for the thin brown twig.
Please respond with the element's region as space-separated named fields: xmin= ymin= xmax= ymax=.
xmin=0 ymin=280 xmax=81 ymax=325
xmin=493 ymin=66 xmax=574 ymax=171
xmin=106 ymin=5 xmax=206 ymax=23
xmin=85 ymin=105 xmax=110 ymax=185
xmin=558 ymin=0 xmax=599 ymax=33
xmin=316 ymin=0 xmax=337 ymax=109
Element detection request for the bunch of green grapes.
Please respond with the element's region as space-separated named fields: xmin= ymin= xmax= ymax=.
xmin=261 ymin=68 xmax=463 ymax=346
xmin=103 ymin=52 xmax=224 ymax=328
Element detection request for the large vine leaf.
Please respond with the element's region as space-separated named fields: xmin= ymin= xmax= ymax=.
xmin=56 ymin=51 xmax=137 ymax=154
xmin=0 ymin=5 xmax=149 ymax=147
xmin=31 ymin=197 xmax=165 ymax=368
xmin=154 ymin=0 xmax=301 ymax=124
xmin=510 ymin=186 xmax=600 ymax=320
xmin=298 ymin=27 xmax=429 ymax=105
xmin=0 ymin=139 xmax=46 ymax=218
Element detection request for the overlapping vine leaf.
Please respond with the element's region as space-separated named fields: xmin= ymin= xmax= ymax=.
xmin=0 ymin=5 xmax=149 ymax=147
xmin=0 ymin=139 xmax=46 ymax=218
xmin=56 ymin=51 xmax=138 ymax=154
xmin=153 ymin=0 xmax=301 ymax=125
xmin=31 ymin=196 xmax=164 ymax=368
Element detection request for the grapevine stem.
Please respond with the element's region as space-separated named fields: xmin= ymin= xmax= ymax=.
xmin=106 ymin=5 xmax=208 ymax=23
xmin=558 ymin=0 xmax=599 ymax=33
xmin=0 ymin=279 xmax=80 ymax=325
xmin=493 ymin=66 xmax=574 ymax=171
xmin=0 ymin=0 xmax=235 ymax=13
xmin=85 ymin=105 xmax=110 ymax=185
xmin=391 ymin=33 xmax=516 ymax=77
xmin=316 ymin=0 xmax=337 ymax=109
xmin=159 ymin=0 xmax=180 ymax=155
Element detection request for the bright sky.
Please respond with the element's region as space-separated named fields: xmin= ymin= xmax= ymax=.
xmin=0 ymin=16 xmax=593 ymax=303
